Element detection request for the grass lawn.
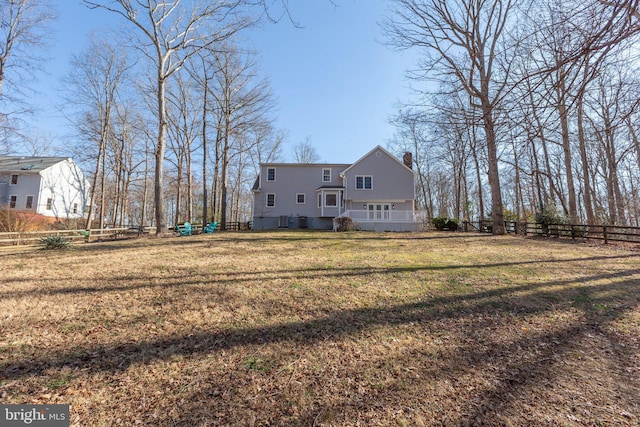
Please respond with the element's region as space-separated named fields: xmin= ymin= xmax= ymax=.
xmin=1 ymin=231 xmax=639 ymax=426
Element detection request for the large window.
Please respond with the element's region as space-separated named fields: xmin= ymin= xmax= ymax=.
xmin=322 ymin=168 xmax=331 ymax=182
xmin=10 ymin=175 xmax=18 ymax=185
xmin=325 ymin=193 xmax=337 ymax=207
xmin=267 ymin=167 xmax=276 ymax=182
xmin=266 ymin=193 xmax=275 ymax=207
xmin=25 ymin=196 xmax=34 ymax=209
xmin=296 ymin=193 xmax=305 ymax=204
xmin=9 ymin=195 xmax=17 ymax=208
xmin=355 ymin=175 xmax=373 ymax=190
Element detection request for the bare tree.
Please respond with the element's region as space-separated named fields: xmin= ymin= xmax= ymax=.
xmin=205 ymin=42 xmax=275 ymax=228
xmin=385 ymin=0 xmax=514 ymax=234
xmin=64 ymin=35 xmax=131 ymax=229
xmin=0 ymin=0 xmax=53 ymax=98
xmin=293 ymin=137 xmax=320 ymax=163
xmin=83 ymin=0 xmax=252 ymax=234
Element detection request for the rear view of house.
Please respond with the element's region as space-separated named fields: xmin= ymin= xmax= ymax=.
xmin=252 ymin=146 xmax=421 ymax=232
xmin=0 ymin=156 xmax=90 ymax=220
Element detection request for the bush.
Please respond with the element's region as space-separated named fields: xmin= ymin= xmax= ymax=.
xmin=446 ymin=218 xmax=460 ymax=231
xmin=534 ymin=204 xmax=567 ymax=235
xmin=432 ymin=217 xmax=459 ymax=231
xmin=40 ymin=235 xmax=70 ymax=250
xmin=432 ymin=217 xmax=448 ymax=231
xmin=334 ymin=216 xmax=358 ymax=232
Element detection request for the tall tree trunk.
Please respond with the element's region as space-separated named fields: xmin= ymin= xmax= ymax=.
xmin=154 ymin=75 xmax=168 ymax=234
xmin=556 ymin=72 xmax=578 ymax=222
xmin=577 ymin=87 xmax=596 ymax=225
xmin=481 ymin=102 xmax=506 ymax=235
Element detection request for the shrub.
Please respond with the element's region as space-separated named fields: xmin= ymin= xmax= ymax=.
xmin=432 ymin=217 xmax=448 ymax=231
xmin=534 ymin=204 xmax=567 ymax=235
xmin=334 ymin=216 xmax=358 ymax=232
xmin=433 ymin=217 xmax=459 ymax=231
xmin=40 ymin=235 xmax=70 ymax=250
xmin=446 ymin=218 xmax=460 ymax=231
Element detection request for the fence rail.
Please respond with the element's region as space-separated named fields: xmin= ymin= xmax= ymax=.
xmin=0 ymin=221 xmax=254 ymax=246
xmin=463 ymin=220 xmax=640 ymax=244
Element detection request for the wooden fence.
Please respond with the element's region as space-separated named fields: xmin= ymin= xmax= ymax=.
xmin=0 ymin=221 xmax=254 ymax=246
xmin=463 ymin=220 xmax=640 ymax=244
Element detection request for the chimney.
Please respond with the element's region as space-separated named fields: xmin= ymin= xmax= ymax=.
xmin=403 ymin=152 xmax=413 ymax=170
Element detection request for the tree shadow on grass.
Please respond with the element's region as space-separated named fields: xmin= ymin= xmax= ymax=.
xmin=2 ymin=252 xmax=638 ymax=299
xmin=2 ymin=247 xmax=639 ymax=424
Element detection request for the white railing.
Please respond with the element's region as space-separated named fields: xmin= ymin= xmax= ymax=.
xmin=340 ymin=210 xmax=419 ymax=223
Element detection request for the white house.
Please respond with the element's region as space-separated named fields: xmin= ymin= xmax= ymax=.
xmin=0 ymin=156 xmax=90 ymax=220
xmin=252 ymin=146 xmax=422 ymax=232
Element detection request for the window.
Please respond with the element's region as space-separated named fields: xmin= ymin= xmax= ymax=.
xmin=46 ymin=198 xmax=53 ymax=210
xmin=318 ymin=194 xmax=322 ymax=208
xmin=356 ymin=175 xmax=373 ymax=190
xmin=10 ymin=175 xmax=18 ymax=185
xmin=322 ymin=168 xmax=331 ymax=182
xmin=325 ymin=193 xmax=337 ymax=207
xmin=296 ymin=193 xmax=305 ymax=204
xmin=267 ymin=167 xmax=276 ymax=182
xmin=9 ymin=195 xmax=17 ymax=209
xmin=73 ymin=203 xmax=78 ymax=214
xmin=25 ymin=196 xmax=33 ymax=209
xmin=266 ymin=193 xmax=275 ymax=207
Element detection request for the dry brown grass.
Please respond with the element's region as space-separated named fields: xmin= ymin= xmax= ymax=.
xmin=1 ymin=231 xmax=639 ymax=426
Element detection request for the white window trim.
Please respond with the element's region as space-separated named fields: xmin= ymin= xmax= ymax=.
xmin=266 ymin=167 xmax=276 ymax=182
xmin=324 ymin=193 xmax=338 ymax=207
xmin=266 ymin=193 xmax=276 ymax=207
xmin=46 ymin=197 xmax=53 ymax=210
xmin=9 ymin=194 xmax=17 ymax=209
xmin=355 ymin=175 xmax=373 ymax=190
xmin=10 ymin=175 xmax=18 ymax=185
xmin=322 ymin=168 xmax=331 ymax=182
xmin=317 ymin=194 xmax=322 ymax=208
xmin=296 ymin=193 xmax=306 ymax=204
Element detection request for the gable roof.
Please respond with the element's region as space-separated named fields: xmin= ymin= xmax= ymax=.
xmin=0 ymin=156 xmax=70 ymax=174
xmin=340 ymin=145 xmax=415 ymax=175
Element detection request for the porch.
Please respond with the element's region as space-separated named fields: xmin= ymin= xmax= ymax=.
xmin=337 ymin=209 xmax=425 ymax=232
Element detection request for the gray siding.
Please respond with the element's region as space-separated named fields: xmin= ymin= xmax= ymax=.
xmin=0 ymin=173 xmax=41 ymax=210
xmin=343 ymin=147 xmax=415 ymax=203
xmin=252 ymin=164 xmax=349 ymax=227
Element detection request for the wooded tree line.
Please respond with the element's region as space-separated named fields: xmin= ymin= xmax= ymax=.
xmin=1 ymin=0 xmax=288 ymax=233
xmin=3 ymin=1 xmax=639 ymax=234
xmin=385 ymin=0 xmax=640 ymax=233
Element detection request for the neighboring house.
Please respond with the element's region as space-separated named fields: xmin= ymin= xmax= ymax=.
xmin=0 ymin=156 xmax=90 ymax=220
xmin=252 ymin=145 xmax=421 ymax=231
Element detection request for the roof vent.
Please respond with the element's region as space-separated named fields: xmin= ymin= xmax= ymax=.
xmin=20 ymin=165 xmax=35 ymax=170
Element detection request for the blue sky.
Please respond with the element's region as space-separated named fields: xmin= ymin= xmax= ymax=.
xmin=24 ymin=1 xmax=416 ymax=164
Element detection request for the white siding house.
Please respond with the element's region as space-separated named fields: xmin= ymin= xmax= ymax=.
xmin=252 ymin=146 xmax=421 ymax=231
xmin=0 ymin=156 xmax=90 ymax=220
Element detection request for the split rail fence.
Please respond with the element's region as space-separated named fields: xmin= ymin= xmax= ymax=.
xmin=463 ymin=220 xmax=640 ymax=244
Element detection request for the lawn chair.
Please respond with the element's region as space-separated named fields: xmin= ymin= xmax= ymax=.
xmin=175 ymin=221 xmax=192 ymax=236
xmin=203 ymin=221 xmax=218 ymax=233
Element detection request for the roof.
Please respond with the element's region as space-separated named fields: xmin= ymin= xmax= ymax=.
xmin=0 ymin=156 xmax=70 ymax=174
xmin=259 ymin=162 xmax=351 ymax=168
xmin=341 ymin=145 xmax=415 ymax=176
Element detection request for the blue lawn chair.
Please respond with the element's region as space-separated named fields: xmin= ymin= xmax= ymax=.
xmin=175 ymin=221 xmax=192 ymax=236
xmin=203 ymin=221 xmax=218 ymax=233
